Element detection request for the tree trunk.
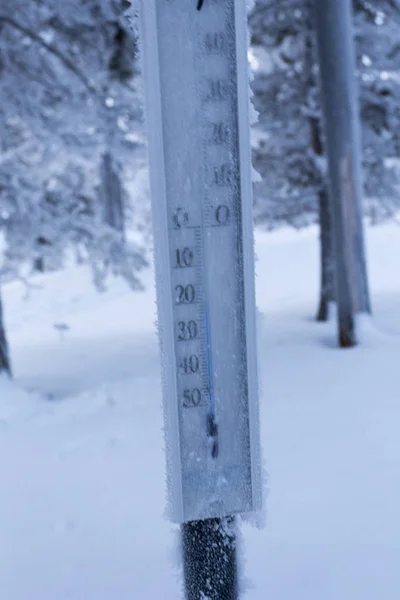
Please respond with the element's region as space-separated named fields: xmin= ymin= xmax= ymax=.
xmin=100 ymin=152 xmax=125 ymax=234
xmin=309 ymin=116 xmax=335 ymax=322
xmin=314 ymin=0 xmax=371 ymax=347
xmin=33 ymin=236 xmax=51 ymax=272
xmin=316 ymin=188 xmax=335 ymax=321
xmin=0 ymin=292 xmax=11 ymax=376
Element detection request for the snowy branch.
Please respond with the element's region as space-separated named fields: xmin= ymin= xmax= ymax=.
xmin=0 ymin=15 xmax=95 ymax=93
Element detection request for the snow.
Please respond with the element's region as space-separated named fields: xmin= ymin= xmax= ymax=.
xmin=2 ymin=222 xmax=400 ymax=598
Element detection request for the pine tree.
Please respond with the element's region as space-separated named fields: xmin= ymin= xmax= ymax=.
xmin=0 ymin=0 xmax=149 ymax=374
xmin=250 ymin=0 xmax=400 ymax=323
xmin=0 ymin=0 xmax=148 ymax=287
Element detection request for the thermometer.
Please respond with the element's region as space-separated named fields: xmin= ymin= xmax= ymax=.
xmin=139 ymin=0 xmax=261 ymax=523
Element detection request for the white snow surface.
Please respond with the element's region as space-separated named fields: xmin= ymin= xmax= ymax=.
xmin=2 ymin=223 xmax=400 ymax=599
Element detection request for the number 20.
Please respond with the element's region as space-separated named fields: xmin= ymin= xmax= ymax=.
xmin=175 ymin=284 xmax=195 ymax=304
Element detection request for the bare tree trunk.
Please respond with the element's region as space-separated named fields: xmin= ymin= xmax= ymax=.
xmin=0 ymin=292 xmax=11 ymax=376
xmin=316 ymin=188 xmax=335 ymax=321
xmin=100 ymin=152 xmax=125 ymax=234
xmin=314 ymin=0 xmax=371 ymax=347
xmin=309 ymin=117 xmax=335 ymax=321
xmin=33 ymin=236 xmax=51 ymax=273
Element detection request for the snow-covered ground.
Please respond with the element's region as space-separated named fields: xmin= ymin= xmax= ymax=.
xmin=1 ymin=223 xmax=400 ymax=599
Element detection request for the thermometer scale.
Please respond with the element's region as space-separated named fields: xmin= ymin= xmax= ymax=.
xmin=139 ymin=0 xmax=261 ymax=524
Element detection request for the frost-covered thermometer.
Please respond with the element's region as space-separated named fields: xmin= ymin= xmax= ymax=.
xmin=139 ymin=0 xmax=261 ymax=524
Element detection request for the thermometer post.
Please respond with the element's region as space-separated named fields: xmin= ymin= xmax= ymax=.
xmin=139 ymin=0 xmax=261 ymax=597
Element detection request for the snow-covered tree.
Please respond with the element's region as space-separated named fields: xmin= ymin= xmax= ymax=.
xmin=0 ymin=0 xmax=149 ymax=372
xmin=354 ymin=1 xmax=400 ymax=218
xmin=0 ymin=0 xmax=148 ymax=285
xmin=249 ymin=0 xmax=400 ymax=321
xmin=249 ymin=1 xmax=334 ymax=319
xmin=250 ymin=1 xmax=318 ymax=226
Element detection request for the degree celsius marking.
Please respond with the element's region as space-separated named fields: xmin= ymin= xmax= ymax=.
xmin=170 ymin=206 xmax=232 ymax=232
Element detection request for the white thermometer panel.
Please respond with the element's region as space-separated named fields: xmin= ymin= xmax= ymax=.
xmin=140 ymin=0 xmax=261 ymax=523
